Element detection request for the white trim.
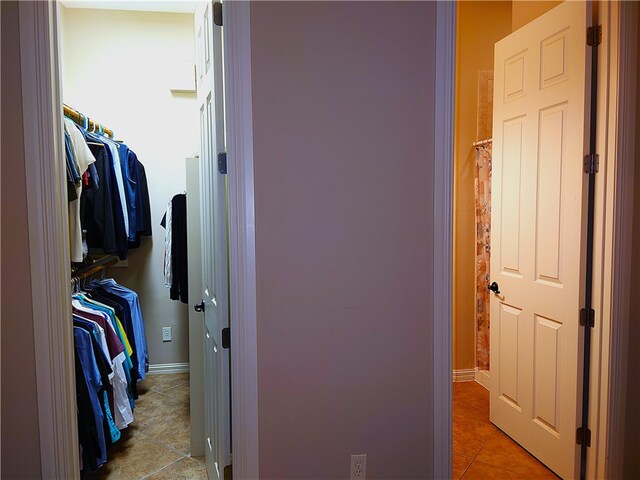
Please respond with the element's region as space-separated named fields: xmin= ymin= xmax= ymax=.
xmin=598 ymin=2 xmax=637 ymax=478
xmin=452 ymin=369 xmax=476 ymax=383
xmin=19 ymin=2 xmax=79 ymax=478
xmin=224 ymin=2 xmax=260 ymax=479
xmin=433 ymin=2 xmax=456 ymax=479
xmin=148 ymin=363 xmax=191 ymax=375
xmin=474 ymin=368 xmax=491 ymax=391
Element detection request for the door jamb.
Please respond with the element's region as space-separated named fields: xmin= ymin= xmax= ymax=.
xmin=593 ymin=1 xmax=638 ymax=478
xmin=433 ymin=2 xmax=456 ymax=479
xmin=19 ymin=2 xmax=80 ymax=478
xmin=223 ymin=2 xmax=260 ymax=478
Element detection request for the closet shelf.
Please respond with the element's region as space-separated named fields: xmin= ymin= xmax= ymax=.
xmin=72 ymin=255 xmax=119 ymax=281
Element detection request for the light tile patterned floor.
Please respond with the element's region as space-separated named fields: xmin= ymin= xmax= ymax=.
xmin=453 ymin=381 xmax=560 ymax=480
xmin=87 ymin=373 xmax=207 ymax=480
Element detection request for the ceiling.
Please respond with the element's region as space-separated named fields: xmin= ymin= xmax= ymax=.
xmin=60 ymin=0 xmax=201 ymax=14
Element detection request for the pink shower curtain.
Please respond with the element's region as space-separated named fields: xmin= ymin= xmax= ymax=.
xmin=475 ymin=143 xmax=492 ymax=371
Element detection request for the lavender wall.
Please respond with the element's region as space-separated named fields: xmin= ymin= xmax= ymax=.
xmin=1 ymin=2 xmax=43 ymax=478
xmin=250 ymin=2 xmax=436 ymax=478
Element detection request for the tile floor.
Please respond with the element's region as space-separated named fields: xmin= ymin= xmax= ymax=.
xmin=90 ymin=374 xmax=556 ymax=479
xmin=453 ymin=381 xmax=560 ymax=479
xmin=87 ymin=372 xmax=207 ymax=480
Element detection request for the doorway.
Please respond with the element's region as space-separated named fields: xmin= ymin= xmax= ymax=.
xmin=452 ymin=2 xmax=563 ymax=477
xmin=454 ymin=2 xmax=636 ymax=477
xmin=57 ymin=2 xmax=228 ymax=478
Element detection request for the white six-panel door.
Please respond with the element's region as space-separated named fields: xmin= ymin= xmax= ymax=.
xmin=490 ymin=2 xmax=590 ymax=478
xmin=195 ymin=1 xmax=230 ymax=478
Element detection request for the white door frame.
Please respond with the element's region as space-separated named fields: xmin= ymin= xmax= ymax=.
xmin=433 ymin=2 xmax=456 ymax=478
xmin=222 ymin=2 xmax=260 ymax=478
xmin=17 ymin=1 xmax=634 ymax=478
xmin=18 ymin=2 xmax=79 ymax=478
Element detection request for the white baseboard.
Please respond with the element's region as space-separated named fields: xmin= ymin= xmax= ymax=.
xmin=452 ymin=368 xmax=476 ymax=382
xmin=475 ymin=368 xmax=490 ymax=390
xmin=148 ymin=362 xmax=190 ymax=374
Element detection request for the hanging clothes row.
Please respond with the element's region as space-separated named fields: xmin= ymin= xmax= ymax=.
xmin=161 ymin=193 xmax=188 ymax=303
xmin=63 ymin=112 xmax=152 ymax=263
xmin=71 ymin=274 xmax=148 ymax=476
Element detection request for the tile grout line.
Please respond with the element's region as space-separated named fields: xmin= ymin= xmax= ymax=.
xmin=139 ymin=457 xmax=184 ymax=480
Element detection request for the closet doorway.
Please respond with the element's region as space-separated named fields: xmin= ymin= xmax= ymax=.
xmin=58 ymin=1 xmax=229 ymax=479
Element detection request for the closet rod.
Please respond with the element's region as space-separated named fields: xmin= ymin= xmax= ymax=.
xmin=473 ymin=138 xmax=493 ymax=148
xmin=63 ymin=103 xmax=114 ymax=138
xmin=72 ymin=256 xmax=119 ymax=282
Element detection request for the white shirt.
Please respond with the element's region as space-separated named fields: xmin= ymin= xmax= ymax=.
xmin=64 ymin=118 xmax=96 ymax=262
xmin=164 ymin=200 xmax=173 ymax=288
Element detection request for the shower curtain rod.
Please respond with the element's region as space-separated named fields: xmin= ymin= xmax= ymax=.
xmin=472 ymin=138 xmax=492 ymax=148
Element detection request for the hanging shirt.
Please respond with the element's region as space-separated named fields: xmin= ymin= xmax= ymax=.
xmin=169 ymin=194 xmax=188 ymax=303
xmin=162 ymin=200 xmax=173 ymax=288
xmin=73 ymin=326 xmax=107 ymax=468
xmin=83 ymin=138 xmax=128 ymax=260
xmin=90 ymin=279 xmax=149 ymax=380
xmin=73 ymin=299 xmax=134 ymax=430
xmin=85 ymin=288 xmax=140 ymax=401
xmin=64 ymin=118 xmax=96 ymax=262
xmin=75 ymin=294 xmax=135 ymax=390
xmin=73 ymin=316 xmax=121 ymax=445
xmin=117 ymin=143 xmax=138 ymax=241
xmin=103 ymin=138 xmax=130 ymax=239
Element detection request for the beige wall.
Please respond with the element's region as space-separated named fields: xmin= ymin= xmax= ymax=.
xmin=453 ymin=0 xmax=563 ymax=371
xmin=60 ymin=7 xmax=198 ymax=366
xmin=0 ymin=2 xmax=43 ymax=478
xmin=250 ymin=2 xmax=436 ymax=478
xmin=453 ymin=1 xmax=512 ymax=370
xmin=512 ymin=0 xmax=562 ymax=31
xmin=623 ymin=13 xmax=640 ymax=477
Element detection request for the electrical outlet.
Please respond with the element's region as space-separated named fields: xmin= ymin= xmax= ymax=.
xmin=350 ymin=454 xmax=367 ymax=479
xmin=162 ymin=326 xmax=172 ymax=342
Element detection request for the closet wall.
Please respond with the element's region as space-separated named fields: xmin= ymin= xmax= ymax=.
xmin=59 ymin=6 xmax=198 ymax=366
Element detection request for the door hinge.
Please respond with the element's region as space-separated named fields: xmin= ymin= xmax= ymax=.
xmin=213 ymin=2 xmax=223 ymax=26
xmin=584 ymin=154 xmax=599 ymax=174
xmin=587 ymin=25 xmax=602 ymax=47
xmin=576 ymin=426 xmax=592 ymax=447
xmin=218 ymin=152 xmax=227 ymax=175
xmin=221 ymin=327 xmax=230 ymax=349
xmin=580 ymin=308 xmax=595 ymax=328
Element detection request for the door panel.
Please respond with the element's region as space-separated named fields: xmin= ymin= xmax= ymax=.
xmin=490 ymin=2 xmax=589 ymax=478
xmin=195 ymin=1 xmax=230 ymax=478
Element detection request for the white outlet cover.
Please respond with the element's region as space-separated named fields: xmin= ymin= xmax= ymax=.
xmin=350 ymin=454 xmax=367 ymax=479
xmin=162 ymin=326 xmax=172 ymax=342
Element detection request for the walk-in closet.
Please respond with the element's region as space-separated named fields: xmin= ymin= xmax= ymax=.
xmin=58 ymin=2 xmax=223 ymax=478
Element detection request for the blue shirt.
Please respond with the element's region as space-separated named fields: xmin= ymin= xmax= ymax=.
xmin=118 ymin=143 xmax=139 ymax=241
xmin=90 ymin=279 xmax=149 ymax=379
xmin=74 ymin=326 xmax=107 ymax=466
xmin=73 ymin=317 xmax=121 ymax=444
xmin=73 ymin=294 xmax=135 ymax=394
